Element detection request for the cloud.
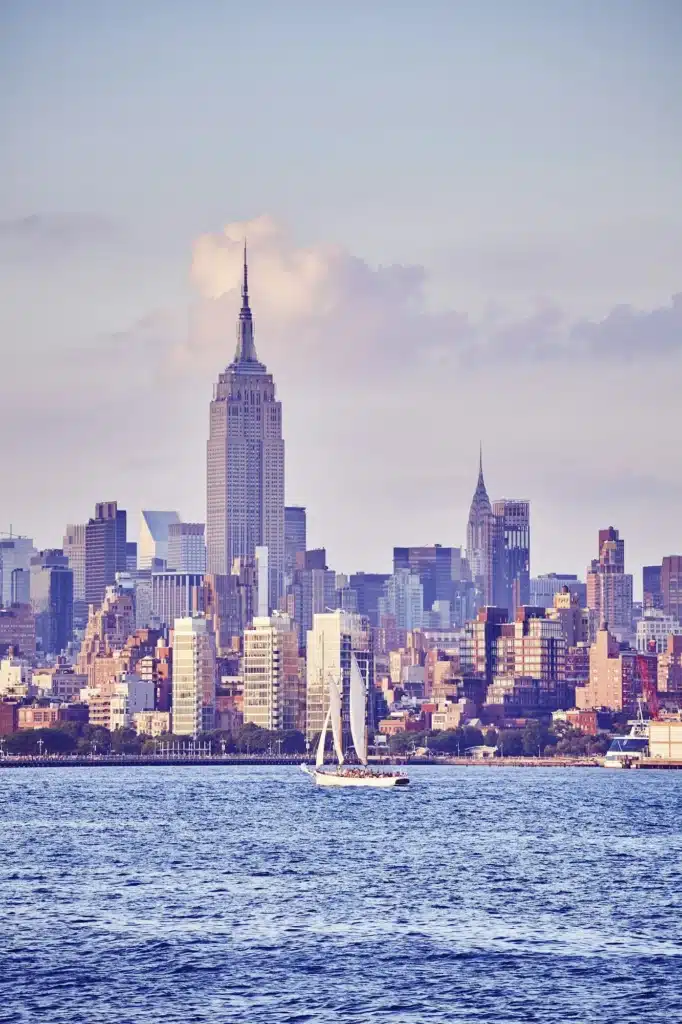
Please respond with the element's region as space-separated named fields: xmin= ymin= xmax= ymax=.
xmin=182 ymin=216 xmax=682 ymax=376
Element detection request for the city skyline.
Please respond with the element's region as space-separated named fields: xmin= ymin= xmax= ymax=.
xmin=2 ymin=3 xmax=682 ymax=586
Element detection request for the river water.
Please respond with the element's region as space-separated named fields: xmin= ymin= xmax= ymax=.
xmin=1 ymin=765 xmax=680 ymax=1024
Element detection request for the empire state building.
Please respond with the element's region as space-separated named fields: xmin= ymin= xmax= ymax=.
xmin=206 ymin=246 xmax=284 ymax=604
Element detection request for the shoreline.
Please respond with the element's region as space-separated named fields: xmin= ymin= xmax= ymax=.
xmin=0 ymin=754 xmax=604 ymax=769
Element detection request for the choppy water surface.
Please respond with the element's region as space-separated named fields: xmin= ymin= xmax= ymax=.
xmin=1 ymin=766 xmax=681 ymax=1024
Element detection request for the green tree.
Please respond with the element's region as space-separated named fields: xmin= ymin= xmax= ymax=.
xmin=497 ymin=729 xmax=523 ymax=757
xmin=484 ymin=728 xmax=498 ymax=747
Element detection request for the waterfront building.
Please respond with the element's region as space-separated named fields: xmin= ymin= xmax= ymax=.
xmin=459 ymin=606 xmax=509 ymax=682
xmin=661 ymin=556 xmax=682 ymax=623
xmin=0 ymin=603 xmax=36 ymax=658
xmin=31 ymin=664 xmax=87 ymax=701
xmin=0 ymin=536 xmax=36 ymax=608
xmin=109 ymin=675 xmax=155 ymax=732
xmin=378 ymin=570 xmax=423 ymax=631
xmin=643 ymin=565 xmax=663 ymax=610
xmin=466 ymin=449 xmax=495 ymax=606
xmin=172 ymin=616 xmax=217 ymax=736
xmin=30 ymin=550 xmax=73 ymax=655
xmin=0 ymin=657 xmax=31 ymax=697
xmin=138 ymin=511 xmax=181 ymax=569
xmin=150 ymin=572 xmax=206 ymax=630
xmin=132 ymin=710 xmax=172 ymax=737
xmin=305 ymin=610 xmax=373 ymax=742
xmin=167 ymin=523 xmax=207 ymax=573
xmin=530 ymin=574 xmax=586 ymax=610
xmin=206 ymin=246 xmax=284 ymax=606
xmin=85 ymin=502 xmax=127 ymax=608
xmin=243 ymin=613 xmax=303 ymax=732
xmin=586 ymin=527 xmax=633 ymax=642
xmin=492 ymin=499 xmax=531 ymax=617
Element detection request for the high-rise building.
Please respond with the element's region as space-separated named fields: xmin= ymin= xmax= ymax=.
xmin=30 ymin=549 xmax=74 ymax=655
xmin=138 ymin=511 xmax=181 ymax=569
xmin=0 ymin=536 xmax=36 ymax=607
xmin=661 ymin=556 xmax=682 ymax=623
xmin=287 ymin=549 xmax=337 ymax=647
xmin=150 ymin=572 xmax=206 ymax=630
xmin=492 ymin=499 xmax=531 ymax=617
xmin=172 ymin=616 xmax=217 ymax=736
xmin=393 ymin=545 xmax=464 ymax=614
xmin=586 ymin=527 xmax=633 ymax=642
xmin=305 ymin=610 xmax=373 ymax=743
xmin=85 ymin=502 xmax=127 ymax=608
xmin=530 ymin=574 xmax=586 ymax=610
xmin=378 ymin=570 xmax=423 ymax=631
xmin=642 ymin=565 xmax=663 ymax=611
xmin=243 ymin=612 xmax=303 ymax=732
xmin=580 ymin=624 xmax=656 ymax=712
xmin=284 ymin=506 xmax=306 ymax=579
xmin=167 ymin=523 xmax=207 ymax=573
xmin=206 ymin=246 xmax=285 ymax=606
xmin=466 ymin=449 xmax=495 ymax=606
xmin=348 ymin=573 xmax=390 ymax=627
xmin=0 ymin=603 xmax=36 ymax=658
xmin=63 ymin=524 xmax=87 ymax=627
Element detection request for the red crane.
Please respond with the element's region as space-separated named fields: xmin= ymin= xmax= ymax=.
xmin=639 ymin=646 xmax=660 ymax=720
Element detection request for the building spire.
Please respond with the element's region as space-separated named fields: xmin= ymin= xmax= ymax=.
xmin=233 ymin=237 xmax=259 ymax=364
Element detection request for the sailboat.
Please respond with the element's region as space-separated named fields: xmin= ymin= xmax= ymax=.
xmin=301 ymin=654 xmax=409 ymax=788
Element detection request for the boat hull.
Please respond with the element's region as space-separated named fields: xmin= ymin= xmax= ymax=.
xmin=302 ymin=765 xmax=409 ymax=788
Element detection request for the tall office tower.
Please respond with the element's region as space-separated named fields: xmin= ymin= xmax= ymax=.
xmin=348 ymin=573 xmax=390 ymax=627
xmin=150 ymin=572 xmax=206 ymax=630
xmin=167 ymin=523 xmax=207 ymax=573
xmin=30 ymin=550 xmax=74 ymax=655
xmin=207 ymin=245 xmax=285 ymax=606
xmin=85 ymin=502 xmax=127 ymax=608
xmin=138 ymin=511 xmax=181 ymax=569
xmin=378 ymin=569 xmax=424 ymax=630
xmin=661 ymin=556 xmax=682 ymax=623
xmin=126 ymin=543 xmax=138 ymax=573
xmin=63 ymin=524 xmax=87 ymax=626
xmin=586 ymin=527 xmax=633 ymax=641
xmin=492 ymin=499 xmax=531 ymax=617
xmin=643 ymin=565 xmax=663 ymax=610
xmin=530 ymin=574 xmax=587 ymax=610
xmin=0 ymin=604 xmax=36 ymax=657
xmin=393 ymin=545 xmax=464 ymax=615
xmin=172 ymin=616 xmax=217 ymax=736
xmin=284 ymin=506 xmax=306 ymax=579
xmin=243 ymin=612 xmax=303 ymax=732
xmin=0 ymin=536 xmax=36 ymax=607
xmin=305 ymin=610 xmax=373 ymax=741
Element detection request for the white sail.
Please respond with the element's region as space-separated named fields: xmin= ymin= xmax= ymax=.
xmin=328 ymin=673 xmax=345 ymax=765
xmin=315 ymin=703 xmax=332 ymax=768
xmin=349 ymin=654 xmax=368 ymax=765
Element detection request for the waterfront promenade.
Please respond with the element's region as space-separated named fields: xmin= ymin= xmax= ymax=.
xmin=0 ymin=753 xmax=603 ymax=769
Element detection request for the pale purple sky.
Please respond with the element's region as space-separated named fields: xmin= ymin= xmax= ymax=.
xmin=2 ymin=1 xmax=682 ymax=590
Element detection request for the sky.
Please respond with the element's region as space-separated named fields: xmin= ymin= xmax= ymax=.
xmin=2 ymin=0 xmax=682 ymax=591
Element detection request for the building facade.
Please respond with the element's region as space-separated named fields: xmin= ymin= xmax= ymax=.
xmin=167 ymin=523 xmax=207 ymax=573
xmin=586 ymin=527 xmax=633 ymax=642
xmin=492 ymin=499 xmax=531 ymax=617
xmin=206 ymin=246 xmax=284 ymax=607
xmin=85 ymin=502 xmax=127 ymax=608
xmin=284 ymin=506 xmax=307 ymax=580
xmin=305 ymin=610 xmax=373 ymax=742
xmin=661 ymin=556 xmax=682 ymax=623
xmin=172 ymin=616 xmax=217 ymax=737
xmin=138 ymin=510 xmax=181 ymax=569
xmin=30 ymin=550 xmax=74 ymax=655
xmin=150 ymin=572 xmax=206 ymax=630
xmin=243 ymin=613 xmax=303 ymax=732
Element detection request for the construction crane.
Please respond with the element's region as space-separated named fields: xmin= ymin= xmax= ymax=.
xmin=640 ymin=644 xmax=660 ymax=720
